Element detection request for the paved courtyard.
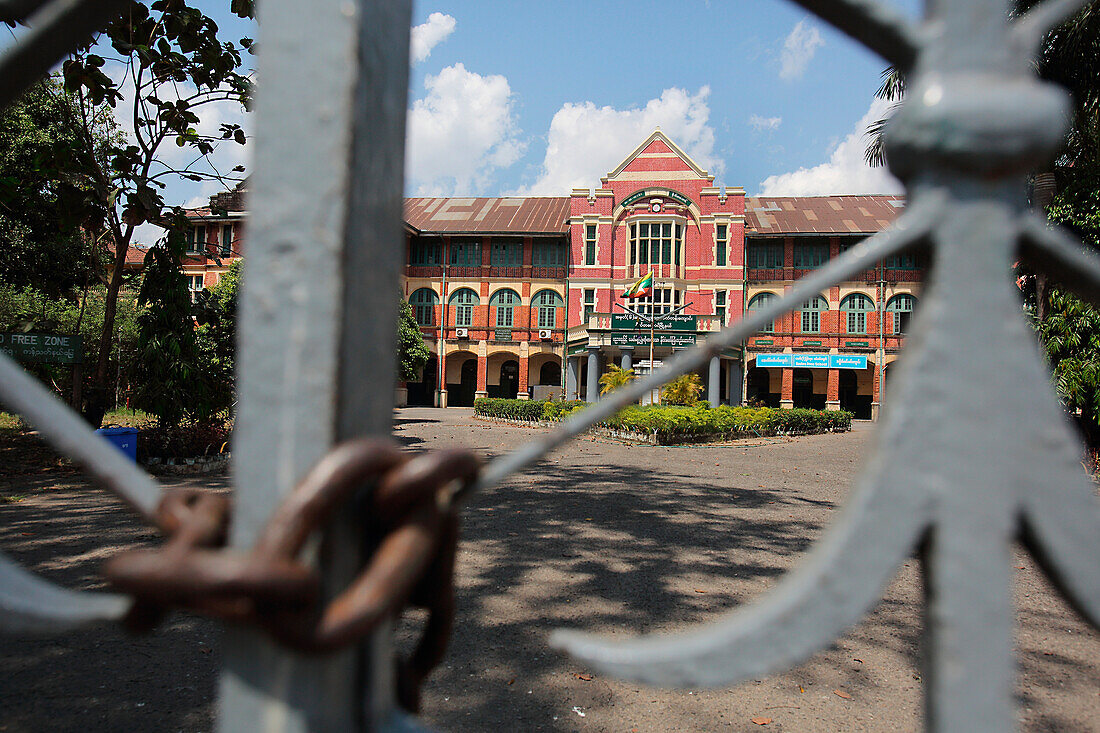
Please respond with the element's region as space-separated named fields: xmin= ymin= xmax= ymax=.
xmin=2 ymin=407 xmax=1098 ymax=731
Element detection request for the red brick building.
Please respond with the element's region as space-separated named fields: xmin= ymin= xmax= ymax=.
xmin=402 ymin=197 xmax=570 ymax=407
xmin=184 ymin=132 xmax=916 ymax=417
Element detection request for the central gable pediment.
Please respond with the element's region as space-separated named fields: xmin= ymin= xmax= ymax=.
xmin=602 ymin=129 xmax=714 ymax=185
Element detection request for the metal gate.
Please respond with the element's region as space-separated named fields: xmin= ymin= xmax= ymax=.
xmin=2 ymin=1 xmax=1099 ymax=731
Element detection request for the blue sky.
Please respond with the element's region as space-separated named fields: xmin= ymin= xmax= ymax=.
xmin=9 ymin=1 xmax=920 ymax=242
xmin=404 ymin=0 xmax=916 ymax=198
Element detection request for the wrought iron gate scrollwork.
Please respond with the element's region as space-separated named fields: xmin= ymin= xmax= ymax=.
xmin=1 ymin=0 xmax=1099 ymax=731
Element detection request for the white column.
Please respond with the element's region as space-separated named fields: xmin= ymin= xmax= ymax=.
xmin=621 ymin=346 xmax=634 ymax=371
xmin=565 ymin=356 xmax=579 ymax=400
xmin=708 ymin=355 xmax=721 ymax=408
xmin=586 ymin=347 xmax=600 ymax=403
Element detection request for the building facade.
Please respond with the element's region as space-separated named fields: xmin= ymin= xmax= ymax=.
xmin=184 ymin=131 xmax=917 ymax=417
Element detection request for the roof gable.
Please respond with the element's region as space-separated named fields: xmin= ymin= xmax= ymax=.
xmin=603 ymin=129 xmax=713 ymax=184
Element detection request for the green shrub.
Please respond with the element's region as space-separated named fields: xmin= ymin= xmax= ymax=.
xmin=474 ymin=398 xmax=546 ymax=422
xmin=540 ymin=400 xmax=587 ymax=421
xmin=475 ymin=398 xmax=587 ymax=422
xmin=594 ymin=404 xmax=851 ymax=443
xmin=137 ymin=419 xmax=232 ymax=459
xmin=474 ymin=398 xmax=851 ymax=441
xmin=661 ymin=373 xmax=703 ymax=405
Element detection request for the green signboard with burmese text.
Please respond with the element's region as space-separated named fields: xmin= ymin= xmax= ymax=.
xmin=611 ymin=313 xmax=696 ymax=331
xmin=610 ymin=332 xmax=696 ymax=348
xmin=0 ymin=332 xmax=83 ymax=364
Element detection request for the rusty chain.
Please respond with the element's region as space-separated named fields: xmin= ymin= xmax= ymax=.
xmin=103 ymin=438 xmax=480 ymax=712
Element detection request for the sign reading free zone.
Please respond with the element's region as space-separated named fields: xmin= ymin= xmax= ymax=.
xmin=0 ymin=332 xmax=83 ymax=364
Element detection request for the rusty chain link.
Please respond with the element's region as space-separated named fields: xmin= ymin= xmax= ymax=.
xmin=103 ymin=438 xmax=480 ymax=712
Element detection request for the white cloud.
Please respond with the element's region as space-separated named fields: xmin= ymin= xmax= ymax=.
xmin=749 ymin=114 xmax=782 ymax=131
xmin=411 ymin=12 xmax=456 ymax=65
xmin=757 ymin=97 xmax=903 ymax=196
xmin=779 ymin=19 xmax=824 ymax=80
xmin=405 ymin=63 xmax=525 ymax=195
xmin=515 ymin=86 xmax=720 ymax=195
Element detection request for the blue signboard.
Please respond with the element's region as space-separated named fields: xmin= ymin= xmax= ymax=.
xmin=755 ymin=353 xmax=792 ymax=368
xmin=833 ymin=354 xmax=869 ymax=369
xmin=793 ymin=353 xmax=831 ymax=369
xmin=754 ymin=353 xmax=868 ymax=369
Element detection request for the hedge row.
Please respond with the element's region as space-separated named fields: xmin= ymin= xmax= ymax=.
xmin=473 ymin=398 xmax=586 ymax=422
xmin=473 ymin=398 xmax=852 ymax=442
xmin=600 ymin=403 xmax=851 ymax=442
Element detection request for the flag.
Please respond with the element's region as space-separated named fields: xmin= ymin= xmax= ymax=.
xmin=620 ymin=270 xmax=653 ymax=299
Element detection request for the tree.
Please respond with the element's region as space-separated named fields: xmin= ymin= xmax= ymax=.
xmin=864 ymin=2 xmax=1100 ymax=455
xmin=1035 ymin=180 xmax=1100 ymax=454
xmin=598 ymin=364 xmax=636 ymax=396
xmin=130 ymin=232 xmax=224 ymax=427
xmin=41 ymin=0 xmax=255 ymax=426
xmin=397 ymin=299 xmax=430 ymax=382
xmin=0 ymin=283 xmax=144 ymax=405
xmin=661 ymin=373 xmax=703 ymax=406
xmin=0 ymin=78 xmax=110 ymax=296
xmin=193 ymin=258 xmax=241 ymax=413
xmin=865 ymin=2 xmax=1098 ymax=171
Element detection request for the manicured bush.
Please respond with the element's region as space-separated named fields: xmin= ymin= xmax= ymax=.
xmin=540 ymin=400 xmax=587 ymax=421
xmin=595 ymin=403 xmax=851 ymax=443
xmin=474 ymin=397 xmax=851 ymax=442
xmin=473 ymin=397 xmax=547 ymax=422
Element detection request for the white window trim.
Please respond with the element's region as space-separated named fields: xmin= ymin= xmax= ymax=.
xmin=628 ymin=217 xmax=685 ymax=277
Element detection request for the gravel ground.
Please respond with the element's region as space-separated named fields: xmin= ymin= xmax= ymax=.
xmin=2 ymin=407 xmax=1098 ymax=732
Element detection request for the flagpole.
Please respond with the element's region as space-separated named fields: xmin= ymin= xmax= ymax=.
xmin=614 ymin=280 xmax=692 ymax=405
xmin=650 ymin=317 xmax=657 ymax=404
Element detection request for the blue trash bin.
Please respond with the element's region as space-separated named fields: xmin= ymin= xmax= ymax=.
xmin=96 ymin=427 xmax=139 ymax=462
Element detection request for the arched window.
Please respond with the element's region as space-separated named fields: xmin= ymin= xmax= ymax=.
xmin=840 ymin=293 xmax=874 ymax=334
xmin=801 ymin=294 xmax=828 ymax=333
xmin=887 ymin=294 xmax=917 ymax=334
xmin=449 ymin=288 xmax=479 ymax=327
xmin=747 ymin=292 xmax=776 ymax=333
xmin=533 ymin=289 xmax=563 ymax=329
xmin=489 ymin=289 xmax=520 ymax=328
xmin=409 ymin=288 xmax=438 ymax=327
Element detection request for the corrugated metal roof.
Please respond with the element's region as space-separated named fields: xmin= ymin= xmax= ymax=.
xmin=403 ymin=197 xmax=570 ymax=234
xmin=745 ymin=195 xmax=905 ymax=236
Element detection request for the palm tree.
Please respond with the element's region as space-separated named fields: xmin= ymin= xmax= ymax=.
xmin=661 ymin=373 xmax=704 ymax=406
xmin=863 ymin=66 xmax=905 ymax=168
xmin=598 ymin=365 xmax=636 ymax=395
xmin=864 ymin=2 xmax=1098 ymax=171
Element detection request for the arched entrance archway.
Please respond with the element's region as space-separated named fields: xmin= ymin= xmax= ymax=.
xmin=793 ymin=368 xmax=824 ymax=409
xmin=838 ymin=369 xmax=872 ymax=419
xmin=406 ymin=359 xmax=437 ymax=406
xmin=450 ymin=358 xmax=477 ymax=406
xmin=746 ymin=366 xmax=778 ymax=407
xmin=496 ymin=360 xmax=519 ymax=399
xmin=539 ymin=361 xmax=561 ymax=387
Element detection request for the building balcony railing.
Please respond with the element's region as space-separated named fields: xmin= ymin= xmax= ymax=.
xmin=746 ymin=267 xmax=785 ymax=281
xmin=406 ymin=264 xmax=569 ymax=280
xmin=748 ymin=266 xmax=923 ymax=283
xmin=531 ymin=266 xmax=567 ymax=279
